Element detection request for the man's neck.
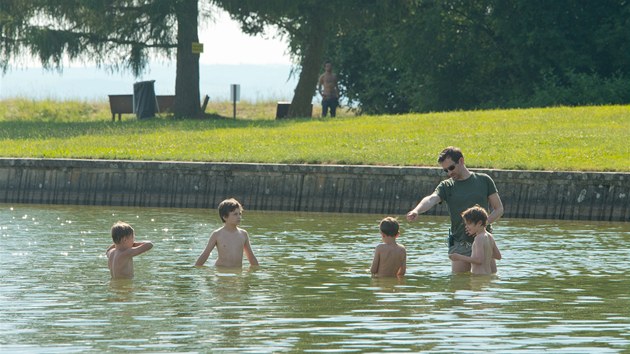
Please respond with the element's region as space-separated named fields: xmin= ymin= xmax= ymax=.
xmin=456 ymin=168 xmax=472 ymax=181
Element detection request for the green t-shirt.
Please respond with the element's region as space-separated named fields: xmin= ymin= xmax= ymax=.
xmin=435 ymin=172 xmax=498 ymax=245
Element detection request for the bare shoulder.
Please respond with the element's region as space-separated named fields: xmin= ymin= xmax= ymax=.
xmin=237 ymin=227 xmax=249 ymax=237
xmin=474 ymin=234 xmax=488 ymax=245
xmin=484 ymin=232 xmax=496 ymax=242
xmin=210 ymin=227 xmax=224 ymax=238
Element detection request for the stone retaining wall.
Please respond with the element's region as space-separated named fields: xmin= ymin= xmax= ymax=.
xmin=0 ymin=158 xmax=628 ymax=221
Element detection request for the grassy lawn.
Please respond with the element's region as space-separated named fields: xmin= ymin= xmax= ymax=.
xmin=0 ymin=99 xmax=628 ymax=172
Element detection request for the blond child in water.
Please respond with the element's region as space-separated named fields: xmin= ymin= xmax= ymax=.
xmin=449 ymin=205 xmax=502 ymax=275
xmin=370 ymin=217 xmax=406 ymax=277
xmin=195 ymin=198 xmax=259 ymax=268
xmin=106 ymin=221 xmax=153 ymax=279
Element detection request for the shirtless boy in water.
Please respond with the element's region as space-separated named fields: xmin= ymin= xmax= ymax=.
xmin=195 ymin=198 xmax=259 ymax=268
xmin=106 ymin=221 xmax=153 ymax=279
xmin=449 ymin=205 xmax=502 ymax=275
xmin=370 ymin=217 xmax=406 ymax=277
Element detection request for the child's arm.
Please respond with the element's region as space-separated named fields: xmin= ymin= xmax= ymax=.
xmin=492 ymin=242 xmax=502 ymax=260
xmin=397 ymin=248 xmax=407 ymax=276
xmin=128 ymin=241 xmax=153 ymax=257
xmin=449 ymin=241 xmax=484 ymax=265
xmin=451 ymin=236 xmax=487 ymax=265
xmin=194 ymin=232 xmax=217 ymax=266
xmin=450 ymin=253 xmax=482 ymax=265
xmin=243 ymin=232 xmax=259 ymax=266
xmin=370 ymin=248 xmax=380 ymax=275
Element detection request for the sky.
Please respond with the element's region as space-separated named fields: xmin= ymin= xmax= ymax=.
xmin=197 ymin=9 xmax=291 ymax=65
xmin=0 ymin=8 xmax=298 ymax=101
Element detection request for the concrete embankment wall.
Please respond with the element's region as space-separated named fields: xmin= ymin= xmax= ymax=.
xmin=0 ymin=158 xmax=628 ymax=221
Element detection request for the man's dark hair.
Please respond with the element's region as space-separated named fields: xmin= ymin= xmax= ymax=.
xmin=438 ymin=146 xmax=464 ymax=163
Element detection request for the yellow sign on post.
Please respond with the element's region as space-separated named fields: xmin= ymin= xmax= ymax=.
xmin=191 ymin=42 xmax=204 ymax=54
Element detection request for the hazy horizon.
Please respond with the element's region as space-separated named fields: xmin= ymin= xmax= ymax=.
xmin=0 ymin=63 xmax=300 ymax=102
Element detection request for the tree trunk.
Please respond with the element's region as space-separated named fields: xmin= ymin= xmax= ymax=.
xmin=174 ymin=0 xmax=201 ymax=118
xmin=288 ymin=16 xmax=326 ymax=118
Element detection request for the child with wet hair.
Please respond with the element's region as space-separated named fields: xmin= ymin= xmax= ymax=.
xmin=195 ymin=198 xmax=259 ymax=268
xmin=106 ymin=221 xmax=153 ymax=279
xmin=370 ymin=217 xmax=406 ymax=277
xmin=449 ymin=205 xmax=502 ymax=275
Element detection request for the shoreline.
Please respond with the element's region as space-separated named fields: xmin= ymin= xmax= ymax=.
xmin=1 ymin=158 xmax=628 ymax=221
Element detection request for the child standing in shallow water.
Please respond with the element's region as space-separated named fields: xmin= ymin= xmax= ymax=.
xmin=195 ymin=198 xmax=259 ymax=268
xmin=449 ymin=205 xmax=502 ymax=275
xmin=106 ymin=221 xmax=153 ymax=279
xmin=371 ymin=217 xmax=406 ymax=277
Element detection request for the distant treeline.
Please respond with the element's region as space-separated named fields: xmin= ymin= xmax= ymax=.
xmin=324 ymin=0 xmax=630 ymax=114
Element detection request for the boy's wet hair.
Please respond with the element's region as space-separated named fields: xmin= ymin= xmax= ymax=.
xmin=461 ymin=205 xmax=488 ymax=226
xmin=379 ymin=217 xmax=400 ymax=237
xmin=438 ymin=146 xmax=464 ymax=163
xmin=111 ymin=221 xmax=134 ymax=244
xmin=218 ymin=198 xmax=243 ymax=222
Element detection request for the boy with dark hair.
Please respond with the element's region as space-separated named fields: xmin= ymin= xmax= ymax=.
xmin=106 ymin=221 xmax=153 ymax=279
xmin=370 ymin=217 xmax=406 ymax=277
xmin=195 ymin=198 xmax=259 ymax=268
xmin=449 ymin=205 xmax=502 ymax=275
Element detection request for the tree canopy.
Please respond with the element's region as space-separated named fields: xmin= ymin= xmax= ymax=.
xmin=326 ymin=0 xmax=630 ymax=113
xmin=1 ymin=0 xmax=203 ymax=117
xmin=2 ymin=0 xmax=628 ymax=116
xmin=215 ymin=0 xmax=405 ymax=117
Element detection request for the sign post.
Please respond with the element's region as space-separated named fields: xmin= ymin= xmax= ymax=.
xmin=191 ymin=42 xmax=204 ymax=54
xmin=230 ymin=84 xmax=240 ymax=119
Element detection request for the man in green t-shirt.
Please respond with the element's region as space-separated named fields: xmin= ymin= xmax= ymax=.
xmin=406 ymin=147 xmax=504 ymax=273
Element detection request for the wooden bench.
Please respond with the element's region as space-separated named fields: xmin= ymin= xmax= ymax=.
xmin=108 ymin=94 xmax=176 ymax=121
xmin=157 ymin=95 xmax=176 ymax=113
xmin=108 ymin=95 xmax=133 ymax=121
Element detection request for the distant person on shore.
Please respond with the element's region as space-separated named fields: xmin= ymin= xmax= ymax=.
xmin=195 ymin=198 xmax=259 ymax=268
xmin=406 ymin=146 xmax=504 ymax=273
xmin=318 ymin=61 xmax=340 ymax=117
xmin=370 ymin=217 xmax=406 ymax=277
xmin=449 ymin=205 xmax=501 ymax=275
xmin=106 ymin=221 xmax=153 ymax=279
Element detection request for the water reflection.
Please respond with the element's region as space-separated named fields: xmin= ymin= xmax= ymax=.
xmin=448 ymin=273 xmax=496 ymax=292
xmin=1 ymin=204 xmax=629 ymax=353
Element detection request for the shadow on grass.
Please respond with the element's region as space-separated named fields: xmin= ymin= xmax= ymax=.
xmin=0 ymin=113 xmax=343 ymax=140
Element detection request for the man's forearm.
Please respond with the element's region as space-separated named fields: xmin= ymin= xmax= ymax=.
xmin=413 ymin=194 xmax=439 ymax=214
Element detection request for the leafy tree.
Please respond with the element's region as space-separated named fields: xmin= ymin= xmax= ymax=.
xmin=327 ymin=0 xmax=630 ymax=113
xmin=215 ymin=0 xmax=331 ymax=117
xmin=216 ymin=0 xmax=395 ymax=117
xmin=0 ymin=0 xmax=204 ymax=118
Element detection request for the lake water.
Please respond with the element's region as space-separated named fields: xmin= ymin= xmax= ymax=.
xmin=1 ymin=204 xmax=629 ymax=353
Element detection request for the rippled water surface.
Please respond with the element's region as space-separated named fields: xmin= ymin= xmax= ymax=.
xmin=1 ymin=204 xmax=629 ymax=353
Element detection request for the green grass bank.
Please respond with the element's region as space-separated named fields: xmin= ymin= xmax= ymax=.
xmin=0 ymin=99 xmax=628 ymax=172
